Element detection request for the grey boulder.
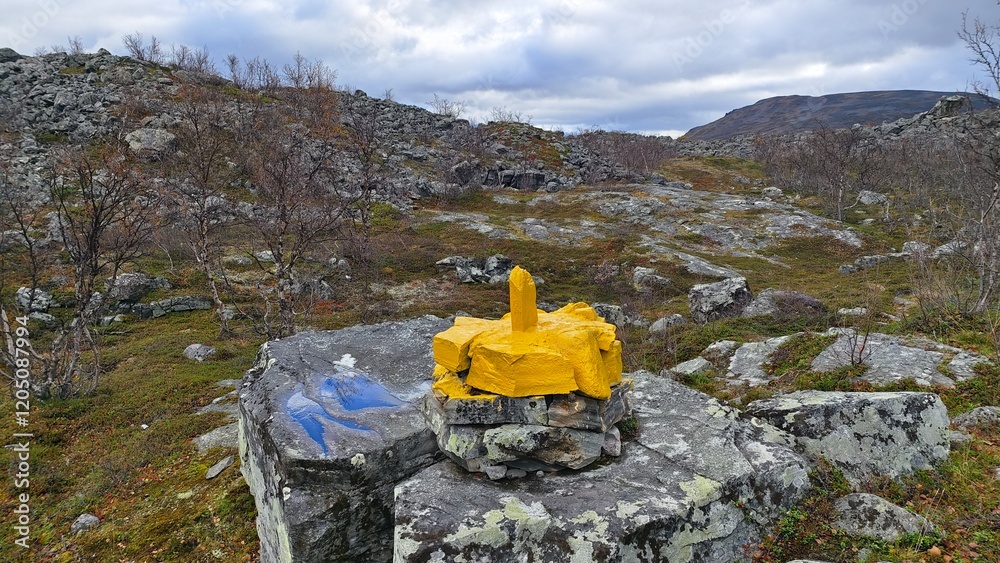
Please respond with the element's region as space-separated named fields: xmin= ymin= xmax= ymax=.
xmin=833 ymin=493 xmax=935 ymax=541
xmin=238 ymin=315 xmax=450 ymax=563
xmin=688 ymin=277 xmax=753 ymax=324
xmin=183 ymin=343 xmax=216 ymax=362
xmin=746 ymin=391 xmax=950 ymax=485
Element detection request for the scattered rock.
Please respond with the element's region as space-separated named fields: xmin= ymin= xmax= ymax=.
xmin=106 ymin=272 xmax=170 ymax=304
xmin=837 ymin=307 xmax=868 ymax=317
xmin=724 ymin=335 xmax=792 ymax=387
xmin=124 ymin=127 xmax=177 ymax=157
xmin=70 ymin=513 xmax=100 ymax=534
xmin=436 ymin=254 xmax=514 ymax=284
xmin=184 ymin=343 xmax=217 ymax=362
xmin=688 ymin=277 xmax=753 ymax=324
xmin=592 ymin=302 xmax=629 ymax=328
xmin=631 ymin=266 xmax=671 ymax=290
xmin=193 ymin=422 xmax=238 ymax=452
xmin=833 ymin=493 xmax=935 ymax=541
xmin=669 ymin=357 xmax=714 ymax=378
xmin=746 ymin=391 xmax=950 ymax=485
xmin=15 ymin=287 xmax=54 ymax=313
xmin=952 ymin=406 xmax=1000 ymax=430
xmin=741 ymin=288 xmax=826 ymax=320
xmin=648 ymin=314 xmax=687 ymax=334
xmin=130 ymin=296 xmax=212 ymax=319
xmin=856 ymin=190 xmax=888 ymax=205
xmin=206 ymin=455 xmax=235 ymax=480
xmin=950 ymin=430 xmax=974 ymax=448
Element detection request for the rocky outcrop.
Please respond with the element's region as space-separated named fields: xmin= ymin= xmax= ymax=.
xmin=688 ymin=277 xmax=753 ymax=324
xmin=394 ymin=371 xmax=811 ymax=562
xmin=741 ymin=288 xmax=826 ymax=320
xmin=129 ymin=296 xmax=212 ymax=318
xmin=106 ymin=272 xmax=171 ymax=305
xmin=435 ymin=254 xmax=515 ymax=284
xmin=745 ymin=391 xmax=950 ymax=485
xmin=237 ymin=315 xmax=450 ymax=563
xmin=810 ymin=330 xmax=991 ymax=387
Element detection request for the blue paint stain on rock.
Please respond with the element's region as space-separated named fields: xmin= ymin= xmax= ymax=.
xmin=286 ymin=390 xmax=374 ymax=455
xmin=286 ymin=368 xmax=408 ymax=455
xmin=319 ymin=367 xmax=405 ymax=411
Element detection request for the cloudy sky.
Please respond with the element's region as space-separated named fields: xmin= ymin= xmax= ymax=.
xmin=2 ymin=0 xmax=995 ymax=136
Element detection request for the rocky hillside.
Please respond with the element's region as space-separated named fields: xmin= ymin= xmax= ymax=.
xmin=683 ymin=90 xmax=991 ymax=141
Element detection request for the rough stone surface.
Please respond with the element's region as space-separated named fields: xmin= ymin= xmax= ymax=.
xmin=194 ymin=422 xmax=238 ymax=452
xmin=436 ymin=254 xmax=515 ymax=284
xmin=124 ymin=127 xmax=177 ymax=156
xmin=106 ymin=272 xmax=170 ymax=304
xmin=238 ymin=315 xmax=451 ymax=563
xmin=593 ymin=303 xmax=649 ymax=329
xmin=741 ymin=288 xmax=826 ymax=319
xmin=394 ymin=371 xmax=811 ymax=562
xmin=811 ymin=331 xmax=958 ymax=387
xmin=184 ymin=343 xmax=217 ymax=362
xmin=724 ymin=336 xmax=792 ymax=387
xmin=632 ymin=266 xmax=672 ymax=290
xmin=70 ymin=513 xmax=100 ymax=534
xmin=688 ymin=277 xmax=753 ymax=324
xmin=130 ymin=296 xmax=212 ymax=318
xmin=670 ymin=357 xmax=715 ymax=378
xmin=15 ymin=287 xmax=54 ymax=312
xmin=833 ymin=493 xmax=935 ymax=541
xmin=745 ymin=391 xmax=950 ymax=485
xmin=952 ymin=406 xmax=1000 ymax=430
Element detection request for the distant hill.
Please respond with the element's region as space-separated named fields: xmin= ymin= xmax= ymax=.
xmin=683 ymin=90 xmax=990 ymax=141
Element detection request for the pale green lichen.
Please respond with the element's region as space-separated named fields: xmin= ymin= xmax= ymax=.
xmin=679 ymin=474 xmax=722 ymax=505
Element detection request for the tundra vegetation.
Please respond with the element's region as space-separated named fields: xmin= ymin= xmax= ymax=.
xmin=0 ymin=22 xmax=998 ymax=561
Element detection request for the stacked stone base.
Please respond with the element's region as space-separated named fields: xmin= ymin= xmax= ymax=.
xmin=422 ymin=380 xmax=632 ymax=478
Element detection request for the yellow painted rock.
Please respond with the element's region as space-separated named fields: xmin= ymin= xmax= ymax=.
xmin=432 ymin=366 xmax=482 ymax=401
xmin=508 ymin=266 xmax=539 ymax=332
xmin=433 ymin=317 xmax=494 ymax=372
xmin=467 ymin=342 xmax=577 ymax=397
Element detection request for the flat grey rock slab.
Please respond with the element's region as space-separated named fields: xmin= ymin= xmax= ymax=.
xmin=193 ymin=422 xmax=238 ymax=452
xmin=833 ymin=493 xmax=935 ymax=541
xmin=238 ymin=315 xmax=450 ymax=563
xmin=724 ymin=335 xmax=792 ymax=386
xmin=811 ymin=331 xmax=955 ymax=387
xmin=952 ymin=406 xmax=1000 ymax=430
xmin=206 ymin=455 xmax=234 ymax=480
xmin=394 ymin=371 xmax=811 ymax=562
xmin=746 ymin=391 xmax=950 ymax=485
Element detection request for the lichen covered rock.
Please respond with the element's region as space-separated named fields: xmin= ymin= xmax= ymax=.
xmin=745 ymin=391 xmax=950 ymax=485
xmin=238 ymin=315 xmax=450 ymax=563
xmin=394 ymin=371 xmax=811 ymax=562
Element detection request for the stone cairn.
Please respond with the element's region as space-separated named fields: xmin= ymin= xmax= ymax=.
xmin=422 ymin=266 xmax=633 ymax=479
